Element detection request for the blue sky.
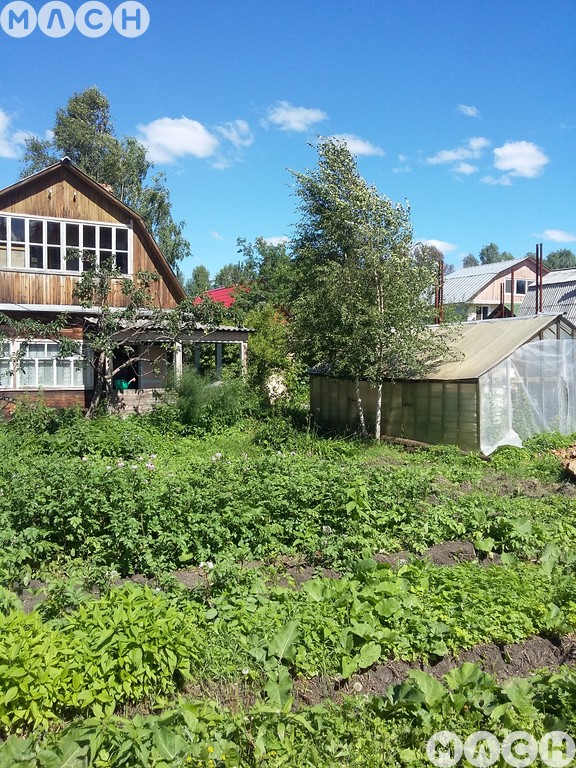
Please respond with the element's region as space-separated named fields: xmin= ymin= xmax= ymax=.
xmin=0 ymin=0 xmax=574 ymax=280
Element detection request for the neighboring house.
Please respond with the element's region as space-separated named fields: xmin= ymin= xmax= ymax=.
xmin=310 ymin=315 xmax=576 ymax=454
xmin=194 ymin=286 xmax=239 ymax=308
xmin=443 ymin=258 xmax=545 ymax=320
xmin=519 ymin=268 xmax=576 ymax=322
xmin=0 ymin=158 xmax=249 ymax=414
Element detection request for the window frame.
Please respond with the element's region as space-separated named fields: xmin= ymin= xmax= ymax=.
xmin=0 ymin=214 xmax=132 ymax=275
xmin=0 ymin=339 xmax=94 ymax=390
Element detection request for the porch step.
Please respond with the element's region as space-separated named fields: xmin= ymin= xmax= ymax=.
xmin=108 ymin=389 xmax=165 ymax=416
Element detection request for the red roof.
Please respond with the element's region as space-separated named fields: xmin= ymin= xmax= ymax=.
xmin=193 ymin=286 xmax=244 ymax=307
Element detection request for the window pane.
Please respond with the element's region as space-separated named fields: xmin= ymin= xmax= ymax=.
xmin=505 ymin=279 xmax=512 ymax=293
xmin=116 ymin=229 xmax=128 ymax=251
xmin=66 ymin=223 xmax=79 ymax=247
xmin=100 ymin=227 xmax=112 ymax=250
xmin=0 ymin=360 xmax=10 ymax=386
xmin=19 ymin=360 xmax=36 ymax=387
xmin=29 ymin=220 xmax=43 ymax=244
xmin=0 ymin=245 xmax=6 ymax=267
xmin=0 ymin=216 xmax=6 ymax=241
xmin=11 ymin=245 xmax=25 ymax=267
xmin=100 ymin=251 xmax=114 ymax=270
xmin=38 ymin=360 xmax=54 ymax=386
xmin=116 ymin=252 xmax=128 ymax=273
xmin=46 ymin=344 xmax=59 ymax=358
xmin=516 ymin=280 xmax=527 ymax=295
xmin=82 ymin=248 xmax=96 ymax=270
xmin=83 ymin=225 xmax=96 ymax=248
xmin=73 ymin=359 xmax=90 ymax=387
xmin=27 ymin=343 xmax=46 ymax=358
xmin=47 ymin=221 xmax=61 ymax=245
xmin=11 ymin=218 xmax=25 ymax=242
xmin=56 ymin=360 xmax=71 ymax=386
xmin=65 ymin=247 xmax=79 ymax=271
xmin=30 ymin=245 xmax=44 ymax=269
xmin=48 ymin=247 xmax=61 ymax=270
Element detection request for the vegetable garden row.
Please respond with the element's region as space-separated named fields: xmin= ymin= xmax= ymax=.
xmin=1 ymin=411 xmax=576 ymax=766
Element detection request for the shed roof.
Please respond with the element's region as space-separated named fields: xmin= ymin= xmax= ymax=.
xmin=519 ymin=269 xmax=576 ymax=321
xmin=443 ymin=257 xmax=536 ymax=304
xmin=426 ymin=314 xmax=574 ymax=380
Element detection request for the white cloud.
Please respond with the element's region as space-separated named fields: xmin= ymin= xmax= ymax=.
xmin=0 ymin=109 xmax=28 ymax=159
xmin=266 ymin=101 xmax=327 ymax=132
xmin=454 ymin=162 xmax=478 ymax=175
xmin=493 ymin=140 xmax=549 ymax=178
xmin=331 ymin=133 xmax=385 ymax=157
xmin=216 ymin=119 xmax=254 ymax=148
xmin=420 ymin=239 xmax=457 ymax=254
xmin=137 ymin=117 xmax=219 ymax=164
xmin=541 ymin=229 xmax=576 ymax=243
xmin=426 ymin=137 xmax=490 ymax=165
xmin=210 ymin=231 xmax=224 ymax=240
xmin=457 ymin=104 xmax=480 ymax=118
xmin=481 ymin=174 xmax=513 ymax=186
xmin=264 ymin=236 xmax=290 ymax=246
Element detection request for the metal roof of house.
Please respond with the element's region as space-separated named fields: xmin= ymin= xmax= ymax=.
xmin=443 ymin=258 xmax=532 ymax=304
xmin=425 ymin=314 xmax=574 ymax=380
xmin=519 ymin=269 xmax=576 ymax=321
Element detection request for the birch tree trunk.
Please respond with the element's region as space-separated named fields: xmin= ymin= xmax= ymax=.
xmin=375 ymin=381 xmax=383 ymax=440
xmin=355 ymin=378 xmax=369 ymax=438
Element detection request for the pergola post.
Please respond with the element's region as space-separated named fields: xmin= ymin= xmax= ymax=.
xmin=174 ymin=342 xmax=183 ymax=383
xmin=239 ymin=340 xmax=248 ymax=376
xmin=215 ymin=342 xmax=223 ymax=378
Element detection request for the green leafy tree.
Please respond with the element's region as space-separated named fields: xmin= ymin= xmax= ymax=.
xmin=544 ymin=249 xmax=576 ymax=270
xmin=463 ymin=254 xmax=479 ymax=268
xmin=185 ymin=265 xmax=212 ymax=297
xmin=234 ymin=236 xmax=294 ymax=311
xmin=213 ymin=260 xmax=258 ymax=288
xmin=20 ymin=87 xmax=190 ymax=267
xmin=479 ymin=243 xmax=514 ymax=264
xmin=290 ymin=138 xmax=452 ymax=438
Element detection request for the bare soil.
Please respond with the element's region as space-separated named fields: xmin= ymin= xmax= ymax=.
xmin=294 ymin=634 xmax=576 ymax=707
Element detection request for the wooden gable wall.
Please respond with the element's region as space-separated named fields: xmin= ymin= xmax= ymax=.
xmin=0 ymin=164 xmax=184 ymax=309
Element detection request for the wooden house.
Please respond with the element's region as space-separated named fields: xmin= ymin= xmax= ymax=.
xmin=444 ymin=258 xmax=546 ymax=320
xmin=0 ymin=158 xmax=249 ymax=414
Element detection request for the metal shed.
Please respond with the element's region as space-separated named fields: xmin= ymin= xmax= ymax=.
xmin=310 ymin=315 xmax=576 ymax=454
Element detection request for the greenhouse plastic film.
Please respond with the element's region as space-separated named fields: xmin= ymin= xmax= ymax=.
xmin=479 ymin=339 xmax=576 ymax=455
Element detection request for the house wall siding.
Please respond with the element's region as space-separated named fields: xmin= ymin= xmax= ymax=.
xmin=0 ymin=165 xmax=182 ymax=309
xmin=474 ymin=264 xmax=538 ymax=303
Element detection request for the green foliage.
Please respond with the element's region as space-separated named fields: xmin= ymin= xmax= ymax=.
xmin=1 ymin=417 xmax=576 ymax=760
xmin=544 ymin=248 xmax=576 ymax=270
xmin=176 ymin=368 xmax=259 ymax=432
xmin=478 ymin=242 xmax=515 ymax=264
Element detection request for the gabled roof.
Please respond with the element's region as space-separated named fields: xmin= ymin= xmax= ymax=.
xmin=0 ymin=158 xmax=186 ymax=303
xmin=519 ymin=268 xmax=576 ymax=321
xmin=426 ymin=314 xmax=575 ymax=380
xmin=193 ymin=286 xmax=240 ymax=308
xmin=443 ymin=257 xmax=538 ymax=304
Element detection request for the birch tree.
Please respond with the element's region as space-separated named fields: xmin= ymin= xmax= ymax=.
xmin=291 ymin=138 xmax=451 ymax=438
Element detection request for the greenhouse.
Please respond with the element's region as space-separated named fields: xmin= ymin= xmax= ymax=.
xmin=310 ymin=314 xmax=576 ymax=454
